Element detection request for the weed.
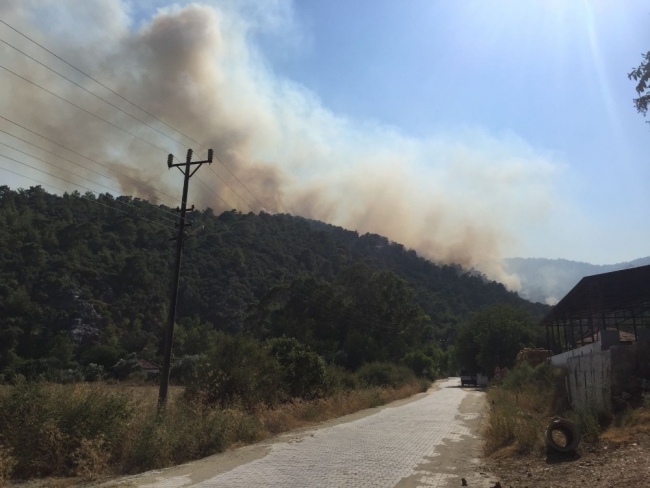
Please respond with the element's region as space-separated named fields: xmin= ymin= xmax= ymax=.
xmin=484 ymin=388 xmax=543 ymax=454
xmin=0 ymin=446 xmax=17 ymax=486
xmin=0 ymin=376 xmax=427 ymax=482
xmin=71 ymin=437 xmax=109 ymax=480
xmin=642 ymin=392 xmax=650 ymax=409
xmin=571 ymin=408 xmax=602 ymax=443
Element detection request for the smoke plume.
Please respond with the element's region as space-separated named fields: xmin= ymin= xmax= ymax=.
xmin=0 ymin=0 xmax=562 ymax=289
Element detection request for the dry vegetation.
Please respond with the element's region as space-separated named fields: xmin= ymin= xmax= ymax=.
xmin=485 ymin=364 xmax=650 ymax=487
xmin=0 ymin=378 xmax=429 ymax=484
xmin=484 ymin=363 xmax=569 ymax=455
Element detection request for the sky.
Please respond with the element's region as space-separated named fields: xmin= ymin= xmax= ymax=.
xmin=258 ymin=0 xmax=650 ymax=264
xmin=0 ymin=0 xmax=649 ymax=275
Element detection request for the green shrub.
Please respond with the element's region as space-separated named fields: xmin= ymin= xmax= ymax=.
xmin=502 ymin=363 xmax=534 ymax=391
xmin=267 ymin=337 xmax=327 ymax=399
xmin=170 ymin=354 xmax=204 ymax=384
xmin=184 ymin=333 xmax=285 ymax=410
xmin=571 ymin=408 xmax=602 ymax=442
xmin=401 ymin=351 xmax=438 ymax=380
xmin=642 ymin=391 xmax=650 ymax=409
xmin=324 ymin=365 xmax=358 ymax=393
xmin=111 ymin=354 xmax=144 ymax=381
xmin=356 ymin=362 xmax=415 ymax=388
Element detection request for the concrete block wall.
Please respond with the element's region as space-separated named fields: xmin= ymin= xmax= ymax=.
xmin=565 ymin=350 xmax=611 ymax=411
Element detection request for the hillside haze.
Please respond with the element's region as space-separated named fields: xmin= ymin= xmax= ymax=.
xmin=504 ymin=256 xmax=650 ymax=305
xmin=0 ymin=186 xmax=547 ymax=376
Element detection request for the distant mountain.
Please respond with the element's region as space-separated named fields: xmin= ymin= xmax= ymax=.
xmin=503 ymin=256 xmax=650 ymax=305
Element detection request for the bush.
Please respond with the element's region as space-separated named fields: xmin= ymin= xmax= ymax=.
xmin=401 ymin=351 xmax=438 ymax=380
xmin=119 ymin=400 xmax=246 ymax=473
xmin=501 ymin=363 xmax=535 ymax=391
xmin=0 ymin=381 xmax=133 ymax=477
xmin=184 ymin=334 xmax=285 ymax=410
xmin=571 ymin=408 xmax=602 ymax=442
xmin=642 ymin=391 xmax=650 ymax=409
xmin=356 ymin=362 xmax=415 ymax=388
xmin=267 ymin=337 xmax=327 ymax=399
xmin=0 ymin=381 xmax=262 ymax=479
xmin=324 ymin=365 xmax=358 ymax=393
xmin=170 ymin=355 xmax=204 ymax=384
xmin=0 ymin=445 xmax=16 ymax=485
xmin=111 ymin=354 xmax=144 ymax=381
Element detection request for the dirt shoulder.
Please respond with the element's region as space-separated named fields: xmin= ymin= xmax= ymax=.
xmin=487 ymin=431 xmax=650 ymax=487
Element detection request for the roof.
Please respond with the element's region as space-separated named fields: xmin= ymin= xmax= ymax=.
xmin=137 ymin=359 xmax=160 ymax=370
xmin=541 ymin=264 xmax=650 ymax=326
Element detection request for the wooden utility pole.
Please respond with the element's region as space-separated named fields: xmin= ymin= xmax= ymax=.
xmin=158 ymin=148 xmax=212 ymax=408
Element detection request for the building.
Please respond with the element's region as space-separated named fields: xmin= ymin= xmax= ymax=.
xmin=137 ymin=359 xmax=161 ymax=378
xmin=540 ymin=265 xmax=650 ymax=410
xmin=542 ymin=265 xmax=650 ymax=355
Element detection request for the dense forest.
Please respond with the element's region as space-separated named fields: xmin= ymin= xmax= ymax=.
xmin=0 ymin=186 xmax=548 ymax=381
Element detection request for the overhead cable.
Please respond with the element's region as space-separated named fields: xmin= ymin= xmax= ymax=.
xmin=0 ymin=18 xmax=270 ymax=212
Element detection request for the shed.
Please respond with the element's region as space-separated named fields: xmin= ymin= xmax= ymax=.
xmin=137 ymin=359 xmax=161 ymax=377
xmin=541 ymin=264 xmax=650 ymax=354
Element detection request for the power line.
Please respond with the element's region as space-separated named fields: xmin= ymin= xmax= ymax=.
xmin=0 ymin=59 xmax=259 ymax=214
xmin=0 ymin=151 xmax=177 ymax=227
xmin=0 ymin=36 xmax=193 ymax=154
xmin=0 ymin=143 xmax=179 ymax=224
xmin=0 ymin=18 xmax=200 ymax=153
xmin=0 ymin=63 xmax=179 ymax=159
xmin=0 ymin=164 xmax=175 ymax=231
xmin=0 ymin=128 xmax=179 ymax=213
xmin=0 ymin=114 xmax=181 ymax=206
xmin=195 ymin=175 xmax=239 ymax=210
xmin=0 ymin=18 xmax=271 ymax=212
xmin=205 ymin=165 xmax=254 ymax=211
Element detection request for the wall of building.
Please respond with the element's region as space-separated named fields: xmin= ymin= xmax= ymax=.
xmin=565 ymin=350 xmax=611 ymax=411
xmin=551 ymin=341 xmax=601 ymax=367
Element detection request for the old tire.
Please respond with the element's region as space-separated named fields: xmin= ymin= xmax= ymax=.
xmin=545 ymin=418 xmax=580 ymax=452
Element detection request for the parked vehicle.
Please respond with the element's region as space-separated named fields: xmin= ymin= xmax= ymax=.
xmin=460 ymin=370 xmax=477 ymax=386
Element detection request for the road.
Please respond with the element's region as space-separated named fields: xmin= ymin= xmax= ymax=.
xmin=115 ymin=378 xmax=497 ymax=488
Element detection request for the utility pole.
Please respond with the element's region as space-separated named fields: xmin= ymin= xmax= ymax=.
xmin=158 ymin=148 xmax=212 ymax=408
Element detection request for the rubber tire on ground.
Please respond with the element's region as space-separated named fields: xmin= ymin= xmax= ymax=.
xmin=545 ymin=418 xmax=580 ymax=452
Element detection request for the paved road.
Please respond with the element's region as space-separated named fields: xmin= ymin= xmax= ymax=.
xmin=121 ymin=378 xmax=495 ymax=488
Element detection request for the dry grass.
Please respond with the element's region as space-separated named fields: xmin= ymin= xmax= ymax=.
xmin=0 ymin=446 xmax=17 ymax=487
xmin=257 ymin=383 xmax=427 ymax=434
xmin=484 ymin=364 xmax=569 ymax=456
xmin=0 ymin=379 xmax=428 ymax=482
xmin=600 ymin=408 xmax=650 ymax=444
xmin=484 ymin=388 xmax=545 ymax=455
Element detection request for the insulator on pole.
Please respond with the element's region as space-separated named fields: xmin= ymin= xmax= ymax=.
xmin=186 ymin=148 xmax=193 ymax=163
xmin=207 ymin=148 xmax=213 ymax=164
xmin=167 ymin=154 xmax=173 ymax=168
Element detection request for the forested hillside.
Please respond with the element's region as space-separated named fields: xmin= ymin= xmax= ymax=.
xmin=0 ymin=186 xmax=548 ymax=379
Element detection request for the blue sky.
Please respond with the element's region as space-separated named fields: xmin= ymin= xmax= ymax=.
xmin=2 ymin=0 xmax=650 ymax=269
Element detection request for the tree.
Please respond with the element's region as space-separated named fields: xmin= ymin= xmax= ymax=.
xmin=455 ymin=304 xmax=536 ymax=375
xmin=629 ymin=51 xmax=650 ymax=118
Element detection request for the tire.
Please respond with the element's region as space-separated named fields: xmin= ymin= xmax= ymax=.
xmin=545 ymin=418 xmax=580 ymax=452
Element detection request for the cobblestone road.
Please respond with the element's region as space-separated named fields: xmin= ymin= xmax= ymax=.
xmin=133 ymin=378 xmax=489 ymax=488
